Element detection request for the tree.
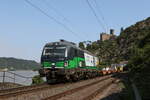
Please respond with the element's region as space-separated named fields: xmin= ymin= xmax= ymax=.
xmin=32 ymin=75 xmax=44 ymax=85
xmin=86 ymin=44 xmax=92 ymax=51
xmin=79 ymin=42 xmax=85 ymax=49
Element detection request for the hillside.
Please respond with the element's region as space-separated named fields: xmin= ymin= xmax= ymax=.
xmin=83 ymin=17 xmax=150 ymax=64
xmin=117 ymin=17 xmax=150 ymax=60
xmin=0 ymin=57 xmax=40 ymax=70
xmin=83 ymin=17 xmax=150 ymax=99
xmin=125 ymin=19 xmax=150 ymax=99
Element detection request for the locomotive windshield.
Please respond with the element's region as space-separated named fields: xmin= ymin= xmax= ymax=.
xmin=43 ymin=47 xmax=66 ymax=57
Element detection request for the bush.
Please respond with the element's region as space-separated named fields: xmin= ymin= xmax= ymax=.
xmin=32 ymin=75 xmax=44 ymax=85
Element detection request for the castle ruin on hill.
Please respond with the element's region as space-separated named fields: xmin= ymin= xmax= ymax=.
xmin=100 ymin=29 xmax=117 ymax=41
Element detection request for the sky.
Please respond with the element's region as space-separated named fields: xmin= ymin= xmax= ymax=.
xmin=0 ymin=0 xmax=149 ymax=62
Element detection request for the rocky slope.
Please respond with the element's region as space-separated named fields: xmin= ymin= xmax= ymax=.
xmin=117 ymin=17 xmax=150 ymax=60
xmin=85 ymin=17 xmax=150 ymax=99
xmin=85 ymin=17 xmax=150 ymax=64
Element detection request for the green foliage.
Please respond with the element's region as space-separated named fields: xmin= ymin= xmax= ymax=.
xmin=32 ymin=75 xmax=44 ymax=85
xmin=86 ymin=39 xmax=118 ymax=64
xmin=117 ymin=17 xmax=150 ymax=60
xmin=79 ymin=42 xmax=85 ymax=49
xmin=127 ymin=31 xmax=150 ymax=71
xmin=0 ymin=57 xmax=40 ymax=70
xmin=86 ymin=44 xmax=92 ymax=51
xmin=126 ymin=32 xmax=150 ymax=99
xmin=83 ymin=17 xmax=150 ymax=99
xmin=84 ymin=17 xmax=150 ymax=67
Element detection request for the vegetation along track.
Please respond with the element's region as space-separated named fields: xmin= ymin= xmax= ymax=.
xmin=0 ymin=75 xmax=112 ymax=100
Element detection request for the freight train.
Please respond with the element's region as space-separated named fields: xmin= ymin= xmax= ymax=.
xmin=100 ymin=64 xmax=125 ymax=75
xmin=39 ymin=40 xmax=100 ymax=83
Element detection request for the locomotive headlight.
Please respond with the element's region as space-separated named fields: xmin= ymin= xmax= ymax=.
xmin=52 ymin=63 xmax=55 ymax=65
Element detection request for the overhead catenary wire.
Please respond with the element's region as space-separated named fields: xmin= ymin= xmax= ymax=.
xmin=23 ymin=0 xmax=83 ymax=40
xmin=40 ymin=0 xmax=70 ymax=24
xmin=86 ymin=0 xmax=107 ymax=33
xmin=39 ymin=0 xmax=86 ymax=39
xmin=93 ymin=0 xmax=109 ymax=32
xmin=93 ymin=0 xmax=105 ymax=21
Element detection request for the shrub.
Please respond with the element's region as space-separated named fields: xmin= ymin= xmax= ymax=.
xmin=32 ymin=75 xmax=44 ymax=85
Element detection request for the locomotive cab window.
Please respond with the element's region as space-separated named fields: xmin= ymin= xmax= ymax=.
xmin=68 ymin=47 xmax=75 ymax=59
xmin=43 ymin=47 xmax=66 ymax=57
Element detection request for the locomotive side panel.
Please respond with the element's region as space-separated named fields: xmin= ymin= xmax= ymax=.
xmin=94 ymin=57 xmax=99 ymax=66
xmin=84 ymin=53 xmax=94 ymax=67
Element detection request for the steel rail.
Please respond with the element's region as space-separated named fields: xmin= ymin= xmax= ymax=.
xmin=0 ymin=75 xmax=112 ymax=100
xmin=82 ymin=79 xmax=116 ymax=100
xmin=0 ymin=83 xmax=48 ymax=95
xmin=43 ymin=76 xmax=113 ymax=100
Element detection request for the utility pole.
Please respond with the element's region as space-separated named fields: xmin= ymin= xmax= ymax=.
xmin=2 ymin=71 xmax=5 ymax=83
xmin=14 ymin=73 xmax=15 ymax=83
xmin=2 ymin=68 xmax=8 ymax=83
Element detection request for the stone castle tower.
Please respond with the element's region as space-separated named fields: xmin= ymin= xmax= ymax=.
xmin=100 ymin=29 xmax=116 ymax=41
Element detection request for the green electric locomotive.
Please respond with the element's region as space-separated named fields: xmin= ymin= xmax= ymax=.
xmin=39 ymin=39 xmax=100 ymax=83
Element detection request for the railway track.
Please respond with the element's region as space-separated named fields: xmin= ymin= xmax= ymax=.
xmin=82 ymin=79 xmax=115 ymax=100
xmin=0 ymin=75 xmax=112 ymax=100
xmin=43 ymin=76 xmax=115 ymax=100
xmin=0 ymin=82 xmax=71 ymax=100
xmin=0 ymin=83 xmax=48 ymax=95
